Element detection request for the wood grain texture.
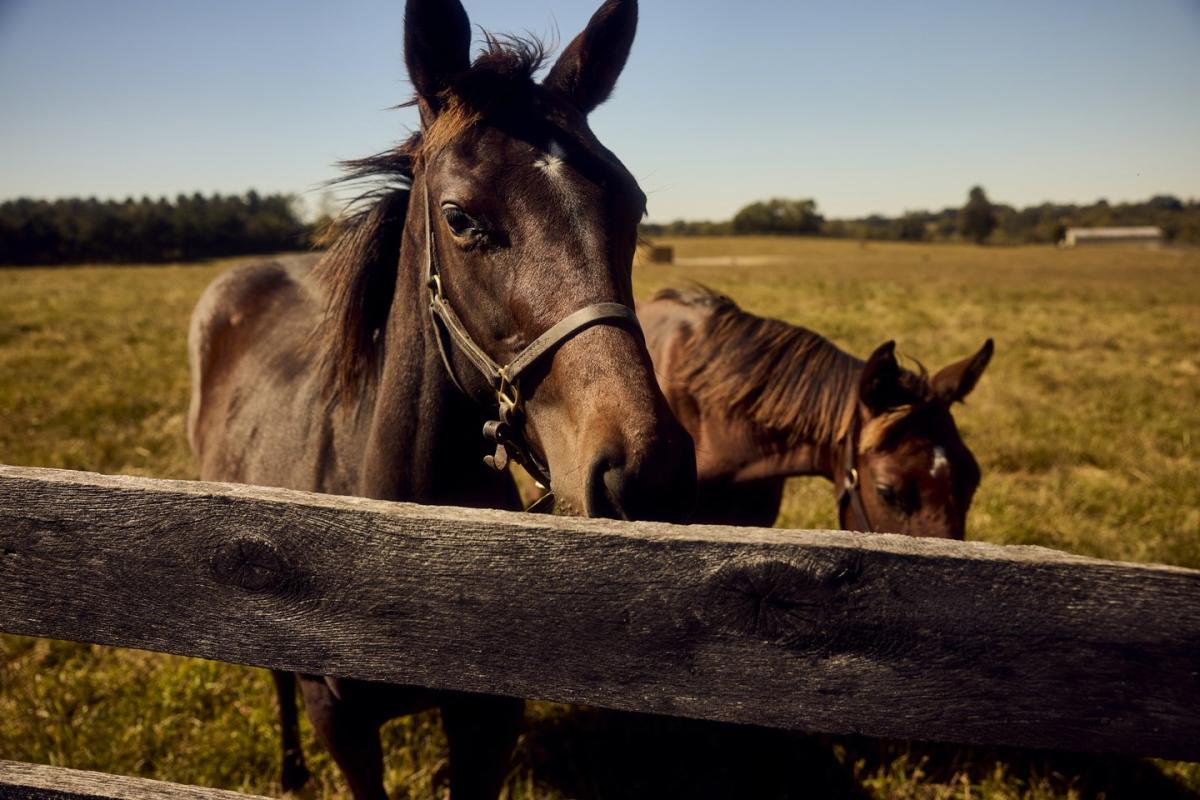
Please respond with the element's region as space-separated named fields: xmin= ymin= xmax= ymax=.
xmin=0 ymin=760 xmax=268 ymax=800
xmin=1 ymin=464 xmax=1198 ymax=761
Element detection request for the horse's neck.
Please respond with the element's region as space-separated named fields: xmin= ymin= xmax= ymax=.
xmin=710 ymin=421 xmax=833 ymax=484
xmin=704 ymin=369 xmax=859 ymax=486
xmin=354 ymin=220 xmax=513 ymax=508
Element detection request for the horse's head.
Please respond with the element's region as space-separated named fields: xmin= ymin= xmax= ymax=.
xmin=404 ymin=0 xmax=695 ymax=520
xmin=841 ymin=339 xmax=993 ymax=539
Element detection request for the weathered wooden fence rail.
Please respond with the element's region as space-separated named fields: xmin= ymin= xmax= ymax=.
xmin=0 ymin=760 xmax=268 ymax=800
xmin=2 ymin=463 xmax=1199 ymax=795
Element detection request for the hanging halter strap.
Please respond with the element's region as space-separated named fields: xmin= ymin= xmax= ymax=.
xmin=421 ymin=181 xmax=643 ymax=492
xmin=835 ymin=411 xmax=874 ymax=533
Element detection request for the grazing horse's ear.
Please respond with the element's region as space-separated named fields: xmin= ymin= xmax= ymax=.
xmin=932 ymin=338 xmax=994 ymax=404
xmin=544 ymin=0 xmax=637 ymax=114
xmin=405 ymin=0 xmax=472 ymax=120
xmin=859 ymin=340 xmax=905 ymax=414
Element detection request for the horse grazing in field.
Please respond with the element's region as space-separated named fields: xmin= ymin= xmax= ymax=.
xmin=187 ymin=0 xmax=695 ymax=796
xmin=640 ymin=286 xmax=991 ymax=537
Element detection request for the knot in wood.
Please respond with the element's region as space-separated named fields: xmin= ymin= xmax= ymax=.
xmin=211 ymin=535 xmax=289 ymax=593
xmin=701 ymin=554 xmax=861 ymax=647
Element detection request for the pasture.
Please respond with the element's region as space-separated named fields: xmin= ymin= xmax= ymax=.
xmin=1 ymin=237 xmax=1198 ymax=798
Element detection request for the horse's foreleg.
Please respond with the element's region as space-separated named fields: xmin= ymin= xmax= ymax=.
xmin=440 ymin=693 xmax=524 ymax=800
xmin=298 ymin=675 xmax=388 ymax=800
xmin=271 ymin=670 xmax=311 ymax=792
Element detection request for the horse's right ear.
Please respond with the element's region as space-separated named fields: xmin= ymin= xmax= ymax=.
xmin=405 ymin=0 xmax=472 ymax=120
xmin=859 ymin=340 xmax=903 ymax=414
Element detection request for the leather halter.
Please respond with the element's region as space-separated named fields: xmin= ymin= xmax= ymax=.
xmin=421 ymin=181 xmax=643 ymax=492
xmin=835 ymin=411 xmax=874 ymax=533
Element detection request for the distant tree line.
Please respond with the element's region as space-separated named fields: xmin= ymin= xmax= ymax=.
xmin=5 ymin=187 xmax=1197 ymax=264
xmin=0 ymin=192 xmax=311 ymax=265
xmin=643 ymin=189 xmax=1200 ymax=245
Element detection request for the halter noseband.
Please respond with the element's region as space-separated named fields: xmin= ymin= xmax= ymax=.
xmin=835 ymin=411 xmax=874 ymax=533
xmin=421 ymin=181 xmax=642 ymax=492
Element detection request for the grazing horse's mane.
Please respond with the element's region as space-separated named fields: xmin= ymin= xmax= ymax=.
xmin=655 ymin=285 xmax=931 ymax=448
xmin=312 ymin=34 xmax=549 ymax=399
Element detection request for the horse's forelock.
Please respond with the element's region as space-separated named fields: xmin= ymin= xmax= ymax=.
xmin=418 ymin=32 xmax=549 ymax=161
xmin=859 ymin=407 xmax=914 ymax=452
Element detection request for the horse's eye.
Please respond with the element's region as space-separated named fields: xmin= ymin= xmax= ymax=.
xmin=877 ymin=483 xmax=920 ymax=515
xmin=442 ymin=205 xmax=477 ymax=237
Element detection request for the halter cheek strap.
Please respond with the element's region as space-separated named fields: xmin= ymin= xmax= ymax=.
xmin=421 ymin=181 xmax=643 ymax=491
xmin=835 ymin=411 xmax=874 ymax=533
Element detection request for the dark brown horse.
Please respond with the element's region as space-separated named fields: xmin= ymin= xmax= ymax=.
xmin=640 ymin=285 xmax=991 ymax=537
xmin=187 ymin=1 xmax=695 ymax=797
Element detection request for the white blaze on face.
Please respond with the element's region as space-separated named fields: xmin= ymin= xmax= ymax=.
xmin=931 ymin=446 xmax=950 ymax=478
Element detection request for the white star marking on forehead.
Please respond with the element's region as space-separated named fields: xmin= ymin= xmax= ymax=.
xmin=534 ymin=139 xmax=567 ymax=175
xmin=931 ymin=446 xmax=950 ymax=477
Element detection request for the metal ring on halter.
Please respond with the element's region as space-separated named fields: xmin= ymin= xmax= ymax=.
xmin=495 ymin=368 xmax=520 ymax=419
xmin=844 ymin=467 xmax=859 ymax=491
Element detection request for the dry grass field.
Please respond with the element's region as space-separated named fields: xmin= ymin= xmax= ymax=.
xmin=1 ymin=237 xmax=1198 ymax=799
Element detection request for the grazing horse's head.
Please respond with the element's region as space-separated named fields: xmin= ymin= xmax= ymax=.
xmin=841 ymin=340 xmax=993 ymax=539
xmin=398 ymin=0 xmax=694 ymax=519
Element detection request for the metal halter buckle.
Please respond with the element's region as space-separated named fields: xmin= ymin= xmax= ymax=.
xmin=495 ymin=368 xmax=521 ymax=422
xmin=482 ymin=420 xmax=512 ymax=472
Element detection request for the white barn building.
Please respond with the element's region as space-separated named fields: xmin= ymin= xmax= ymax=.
xmin=1063 ymin=226 xmax=1163 ymax=247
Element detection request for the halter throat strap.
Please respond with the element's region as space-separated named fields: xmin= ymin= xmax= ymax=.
xmin=420 ymin=180 xmax=643 ymax=491
xmin=835 ymin=411 xmax=874 ymax=533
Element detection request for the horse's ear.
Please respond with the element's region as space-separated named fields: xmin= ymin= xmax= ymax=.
xmin=858 ymin=340 xmax=904 ymax=414
xmin=404 ymin=0 xmax=472 ymax=119
xmin=544 ymin=0 xmax=637 ymax=114
xmin=932 ymin=339 xmax=994 ymax=404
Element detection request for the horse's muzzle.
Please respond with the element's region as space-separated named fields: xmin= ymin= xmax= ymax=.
xmin=583 ymin=426 xmax=697 ymax=523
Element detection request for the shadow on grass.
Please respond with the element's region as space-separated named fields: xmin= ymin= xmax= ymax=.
xmin=517 ymin=708 xmax=1197 ymax=799
xmin=521 ymin=708 xmax=867 ymax=799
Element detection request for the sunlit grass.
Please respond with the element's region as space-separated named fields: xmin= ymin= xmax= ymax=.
xmin=1 ymin=239 xmax=1198 ymax=798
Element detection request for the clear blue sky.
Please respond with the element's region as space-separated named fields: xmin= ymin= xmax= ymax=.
xmin=1 ymin=0 xmax=1197 ymax=221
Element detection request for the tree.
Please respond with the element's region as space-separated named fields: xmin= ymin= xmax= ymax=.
xmin=895 ymin=212 xmax=928 ymax=242
xmin=0 ymin=191 xmax=309 ymax=265
xmin=1147 ymin=194 xmax=1183 ymax=212
xmin=731 ymin=198 xmax=823 ymax=235
xmin=958 ymin=186 xmax=997 ymax=244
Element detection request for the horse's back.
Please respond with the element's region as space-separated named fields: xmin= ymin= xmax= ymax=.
xmin=188 ymin=253 xmax=355 ymax=491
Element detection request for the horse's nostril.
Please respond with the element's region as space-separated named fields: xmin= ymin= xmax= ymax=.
xmin=584 ymin=452 xmax=626 ymax=520
xmin=583 ymin=443 xmax=695 ymax=523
